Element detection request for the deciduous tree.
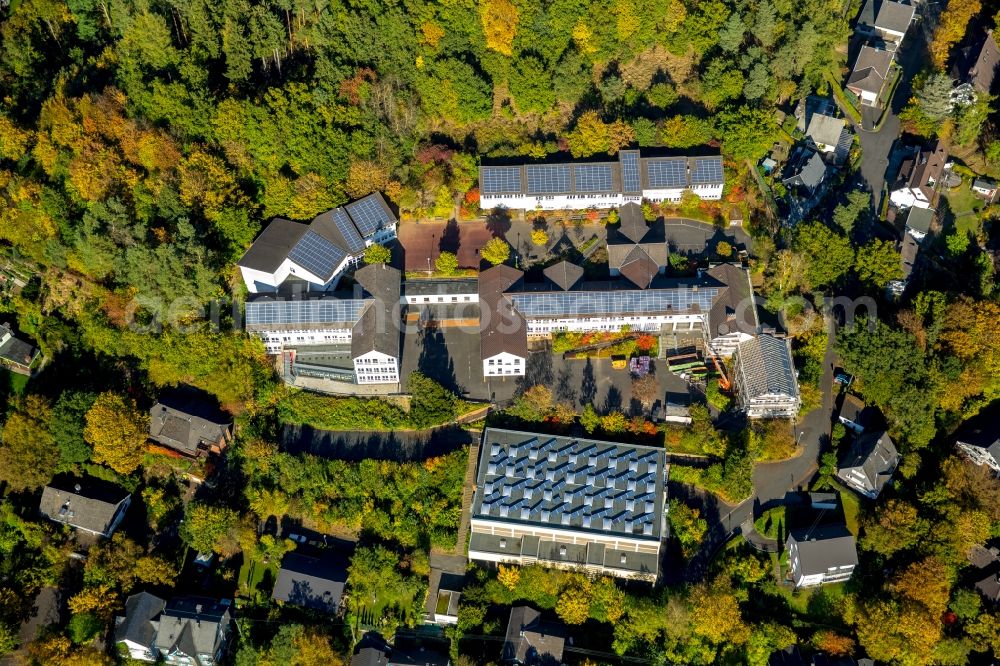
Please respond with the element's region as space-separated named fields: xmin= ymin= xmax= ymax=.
xmin=0 ymin=396 xmax=59 ymax=491
xmin=84 ymin=392 xmax=148 ymax=475
xmin=435 ymin=251 xmax=459 ymax=276
xmin=480 ymin=0 xmax=519 ymax=56
xmin=364 ymin=243 xmax=391 ymax=264
xmin=481 ymin=237 xmax=511 ymax=266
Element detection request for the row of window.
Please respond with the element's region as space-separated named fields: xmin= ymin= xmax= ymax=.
xmin=487 ymin=358 xmax=521 ymax=365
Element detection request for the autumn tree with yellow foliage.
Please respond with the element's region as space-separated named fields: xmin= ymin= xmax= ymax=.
xmin=929 ymin=0 xmax=982 ymax=69
xmin=480 ymin=0 xmax=520 ymax=56
xmin=83 ymin=392 xmax=148 ymax=475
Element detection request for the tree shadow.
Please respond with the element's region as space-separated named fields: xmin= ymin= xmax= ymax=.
xmin=439 ymin=218 xmax=461 ymax=255
xmin=485 ymin=208 xmax=512 ymax=238
xmin=555 ymin=367 xmax=576 ymax=404
xmin=603 ymin=386 xmax=623 ymax=413
xmin=417 ymin=326 xmax=460 ymax=394
xmin=520 ymin=351 xmax=553 ymax=389
xmin=280 ymin=424 xmax=473 ymax=461
xmin=580 ymin=359 xmax=597 ymax=407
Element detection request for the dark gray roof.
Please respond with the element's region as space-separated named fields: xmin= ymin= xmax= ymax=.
xmin=976 ymin=571 xmax=1000 ymax=602
xmin=0 ymin=323 xmax=38 ymax=368
xmin=148 ymin=399 xmax=231 ymax=457
xmin=503 ymin=606 xmax=566 ymax=665
xmin=805 ymin=113 xmax=847 ymax=148
xmin=608 ymin=206 xmax=668 ymax=270
xmin=973 ymin=177 xmax=998 ymax=190
xmin=618 ymin=202 xmax=649 ymax=243
xmin=900 ymin=232 xmax=919 ymax=279
xmin=154 ymin=597 xmax=231 ymax=661
xmin=955 ymin=406 xmax=1000 ymax=461
xmin=905 ymin=206 xmax=933 ymax=234
xmin=543 ymin=261 xmax=584 ymax=291
xmin=39 ymin=476 xmax=130 ymax=536
xmin=848 ymin=46 xmax=893 ymax=94
xmin=352 ymin=633 xmax=392 ymax=666
xmin=115 ymin=592 xmax=166 ymax=649
xmin=351 ymin=264 xmax=402 ymax=359
xmin=272 ymin=552 xmax=348 ymax=613
xmin=787 ymin=524 xmax=859 ymax=575
xmin=858 ymin=0 xmax=914 ymax=34
xmin=479 ymin=265 xmax=528 ymax=360
xmin=734 ymin=335 xmax=799 ymax=400
xmin=388 ymin=637 xmax=451 ymax=666
xmin=237 ymin=218 xmax=309 ymax=273
xmin=838 ymin=394 xmax=866 ymax=426
xmin=705 ymin=263 xmax=758 ymax=339
xmin=403 ymin=278 xmax=479 ymax=297
xmin=907 ymin=141 xmax=948 ymax=201
xmin=769 ymin=645 xmax=806 ymax=666
xmin=837 ymin=430 xmax=899 ymax=496
xmin=783 ymin=149 xmax=826 ymax=191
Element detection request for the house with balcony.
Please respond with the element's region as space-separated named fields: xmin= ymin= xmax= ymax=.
xmin=787 ymin=524 xmax=859 ymax=587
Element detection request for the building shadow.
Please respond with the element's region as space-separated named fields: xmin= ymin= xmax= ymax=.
xmin=280 ymin=424 xmax=474 ymax=462
xmin=416 ymin=325 xmax=461 ymax=394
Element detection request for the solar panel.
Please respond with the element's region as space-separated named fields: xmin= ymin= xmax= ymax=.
xmin=645 ymin=159 xmax=688 ymax=189
xmin=690 ymin=157 xmax=724 ymax=185
xmin=331 ymin=209 xmax=366 ymax=253
xmin=526 ymin=165 xmax=571 ymax=194
xmin=480 ymin=166 xmax=522 ymax=194
xmin=245 ymin=298 xmax=367 ymax=326
xmin=346 ymin=195 xmax=392 ymax=237
xmin=509 ymin=287 xmax=720 ymax=318
xmin=574 ymin=164 xmax=614 ymax=193
xmin=620 ymin=150 xmax=641 ymax=194
xmin=288 ymin=231 xmax=348 ymax=280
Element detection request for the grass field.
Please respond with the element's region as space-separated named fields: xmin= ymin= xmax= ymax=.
xmin=829 ymin=480 xmax=861 ymax=535
xmin=944 ymin=183 xmax=986 ymax=238
xmin=2 ymin=369 xmax=29 ymax=396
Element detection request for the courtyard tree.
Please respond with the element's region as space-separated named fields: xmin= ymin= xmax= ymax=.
xmin=435 ymin=251 xmax=459 ymax=276
xmin=364 ymin=243 xmax=391 ymax=264
xmin=530 ymin=228 xmax=549 ymax=246
xmin=480 ymin=237 xmax=511 ymax=266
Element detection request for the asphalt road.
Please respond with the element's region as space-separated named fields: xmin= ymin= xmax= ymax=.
xmin=680 ymin=315 xmax=836 ymax=581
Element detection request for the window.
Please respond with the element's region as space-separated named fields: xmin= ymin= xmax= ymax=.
xmin=559 ymin=545 xmax=567 ymax=557
xmin=499 ymin=538 xmax=507 ymax=549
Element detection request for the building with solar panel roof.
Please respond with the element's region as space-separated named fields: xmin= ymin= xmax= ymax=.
xmin=469 ymin=428 xmax=668 ymax=581
xmin=478 ymin=150 xmax=723 ymax=211
xmin=237 ymin=193 xmax=397 ymax=294
xmin=244 ymin=264 xmax=402 ymax=386
xmin=732 ymin=334 xmax=801 ymax=418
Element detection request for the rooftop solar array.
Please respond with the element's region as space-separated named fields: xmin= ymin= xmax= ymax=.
xmin=287 ymin=231 xmax=348 ymax=280
xmin=508 ymin=286 xmax=720 ymax=318
xmin=480 ymin=166 xmax=523 ymax=194
xmin=345 ymin=195 xmax=391 ymax=237
xmin=645 ymin=159 xmax=688 ymax=189
xmin=574 ymin=164 xmax=615 ymax=193
xmin=620 ymin=150 xmax=642 ymax=194
xmin=526 ymin=165 xmax=572 ymax=195
xmin=331 ymin=208 xmax=366 ymax=253
xmin=245 ymin=298 xmax=367 ymax=326
xmin=473 ymin=429 xmax=666 ymax=539
xmin=690 ymin=157 xmax=724 ymax=185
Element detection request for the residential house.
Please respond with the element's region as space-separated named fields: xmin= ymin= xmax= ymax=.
xmin=469 ymin=429 xmax=667 ymax=582
xmin=272 ymin=552 xmax=348 ymax=614
xmin=856 ymin=0 xmax=915 ymax=44
xmin=903 ymin=206 xmax=934 ymax=242
xmin=606 ymin=203 xmax=668 ymax=286
xmin=977 ymin=571 xmax=1000 ymax=605
xmin=955 ymin=407 xmax=1000 ymax=472
xmin=39 ymin=476 xmax=131 ymax=539
xmin=350 ymin=634 xmax=451 ymax=666
xmin=972 ymin=177 xmax=998 ymax=202
xmin=237 ymin=192 xmax=397 ymax=294
xmin=502 ymin=606 xmax=567 ymax=665
xmin=733 ymin=335 xmax=801 ymax=419
xmin=153 ymin=597 xmax=232 ymax=666
xmin=837 ymin=394 xmax=870 ymax=434
xmin=428 ymin=572 xmax=463 ymax=625
xmin=115 ymin=592 xmax=167 ymax=662
xmin=836 ymin=430 xmax=900 ymax=498
xmin=890 ymin=141 xmax=947 ymax=209
xmin=958 ymin=29 xmax=1000 ymax=94
xmin=115 ymin=594 xmax=232 ymax=666
xmin=804 ymin=113 xmax=851 ymax=164
xmin=782 ymin=148 xmax=827 ymax=196
xmin=786 ymin=524 xmax=859 ymax=587
xmin=478 ymin=150 xmax=724 ymax=211
xmin=0 ymin=322 xmax=39 ymax=375
xmin=847 ymin=46 xmax=895 ymax=106
xmin=148 ymin=397 xmax=233 ymax=458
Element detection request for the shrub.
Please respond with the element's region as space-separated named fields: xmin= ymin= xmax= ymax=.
xmin=67 ymin=613 xmax=103 ymax=644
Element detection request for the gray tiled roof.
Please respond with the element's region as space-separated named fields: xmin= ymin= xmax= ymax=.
xmin=848 ymin=46 xmax=893 ymax=94
xmin=905 ymin=207 xmax=934 ymax=234
xmin=153 ymin=597 xmax=230 ymax=662
xmin=806 ymin=114 xmax=847 ymax=148
xmin=543 ymin=261 xmax=584 ymax=291
xmin=148 ymin=399 xmax=232 ymax=457
xmin=858 ymin=0 xmax=914 ymax=34
xmin=788 ymin=524 xmax=858 ymax=575
xmin=837 ymin=430 xmax=899 ymax=497
xmin=705 ymin=262 xmax=758 ymax=339
xmin=351 ymin=264 xmax=402 ymax=359
xmin=237 ymin=218 xmax=309 ymax=273
xmin=503 ymin=606 xmax=566 ymax=665
xmin=734 ymin=335 xmax=799 ymax=400
xmin=272 ymin=552 xmax=348 ymax=613
xmin=39 ymin=476 xmax=130 ymax=536
xmin=479 ymin=265 xmax=528 ymax=360
xmin=114 ymin=592 xmax=166 ymax=649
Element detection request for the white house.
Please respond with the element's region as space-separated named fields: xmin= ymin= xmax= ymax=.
xmin=846 ymin=46 xmax=895 ymax=107
xmin=836 ymin=431 xmax=900 ymax=499
xmin=955 ymin=409 xmax=1000 ymax=473
xmin=237 ymin=193 xmax=397 ymax=294
xmin=856 ymin=0 xmax=916 ymax=44
xmin=733 ymin=335 xmax=801 ymax=418
xmin=787 ymin=524 xmax=859 ymax=587
xmin=478 ymin=150 xmax=723 ymax=211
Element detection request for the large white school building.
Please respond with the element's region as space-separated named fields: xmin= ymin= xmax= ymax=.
xmin=478 ymin=150 xmax=724 ymax=211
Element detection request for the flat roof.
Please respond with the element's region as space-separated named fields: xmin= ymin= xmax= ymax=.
xmin=472 ymin=428 xmax=667 ymax=541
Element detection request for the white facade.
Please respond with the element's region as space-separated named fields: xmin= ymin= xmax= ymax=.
xmin=957 ymin=441 xmax=1000 ymax=472
xmin=353 ymin=350 xmax=399 ymax=385
xmin=890 ymin=186 xmax=933 ymax=210
xmin=254 ymin=326 xmax=353 ymax=355
xmin=483 ymin=351 xmax=525 ymax=377
xmin=403 ymin=292 xmax=479 ymax=305
xmin=480 ymin=192 xmax=625 ymax=211
xmin=707 ymin=330 xmax=755 ymax=359
xmin=788 ymin=541 xmax=856 ymax=587
xmin=240 ymin=255 xmax=356 ymax=295
xmin=120 ymin=639 xmax=156 ymax=662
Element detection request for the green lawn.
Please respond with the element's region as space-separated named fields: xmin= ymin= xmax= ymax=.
xmin=754 ymin=506 xmax=785 ymax=540
xmin=239 ymin=556 xmax=279 ymax=602
xmin=943 ymin=183 xmax=985 ymax=236
xmin=830 ymin=480 xmax=861 ymax=535
xmin=1 ymin=368 xmax=29 ymax=396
